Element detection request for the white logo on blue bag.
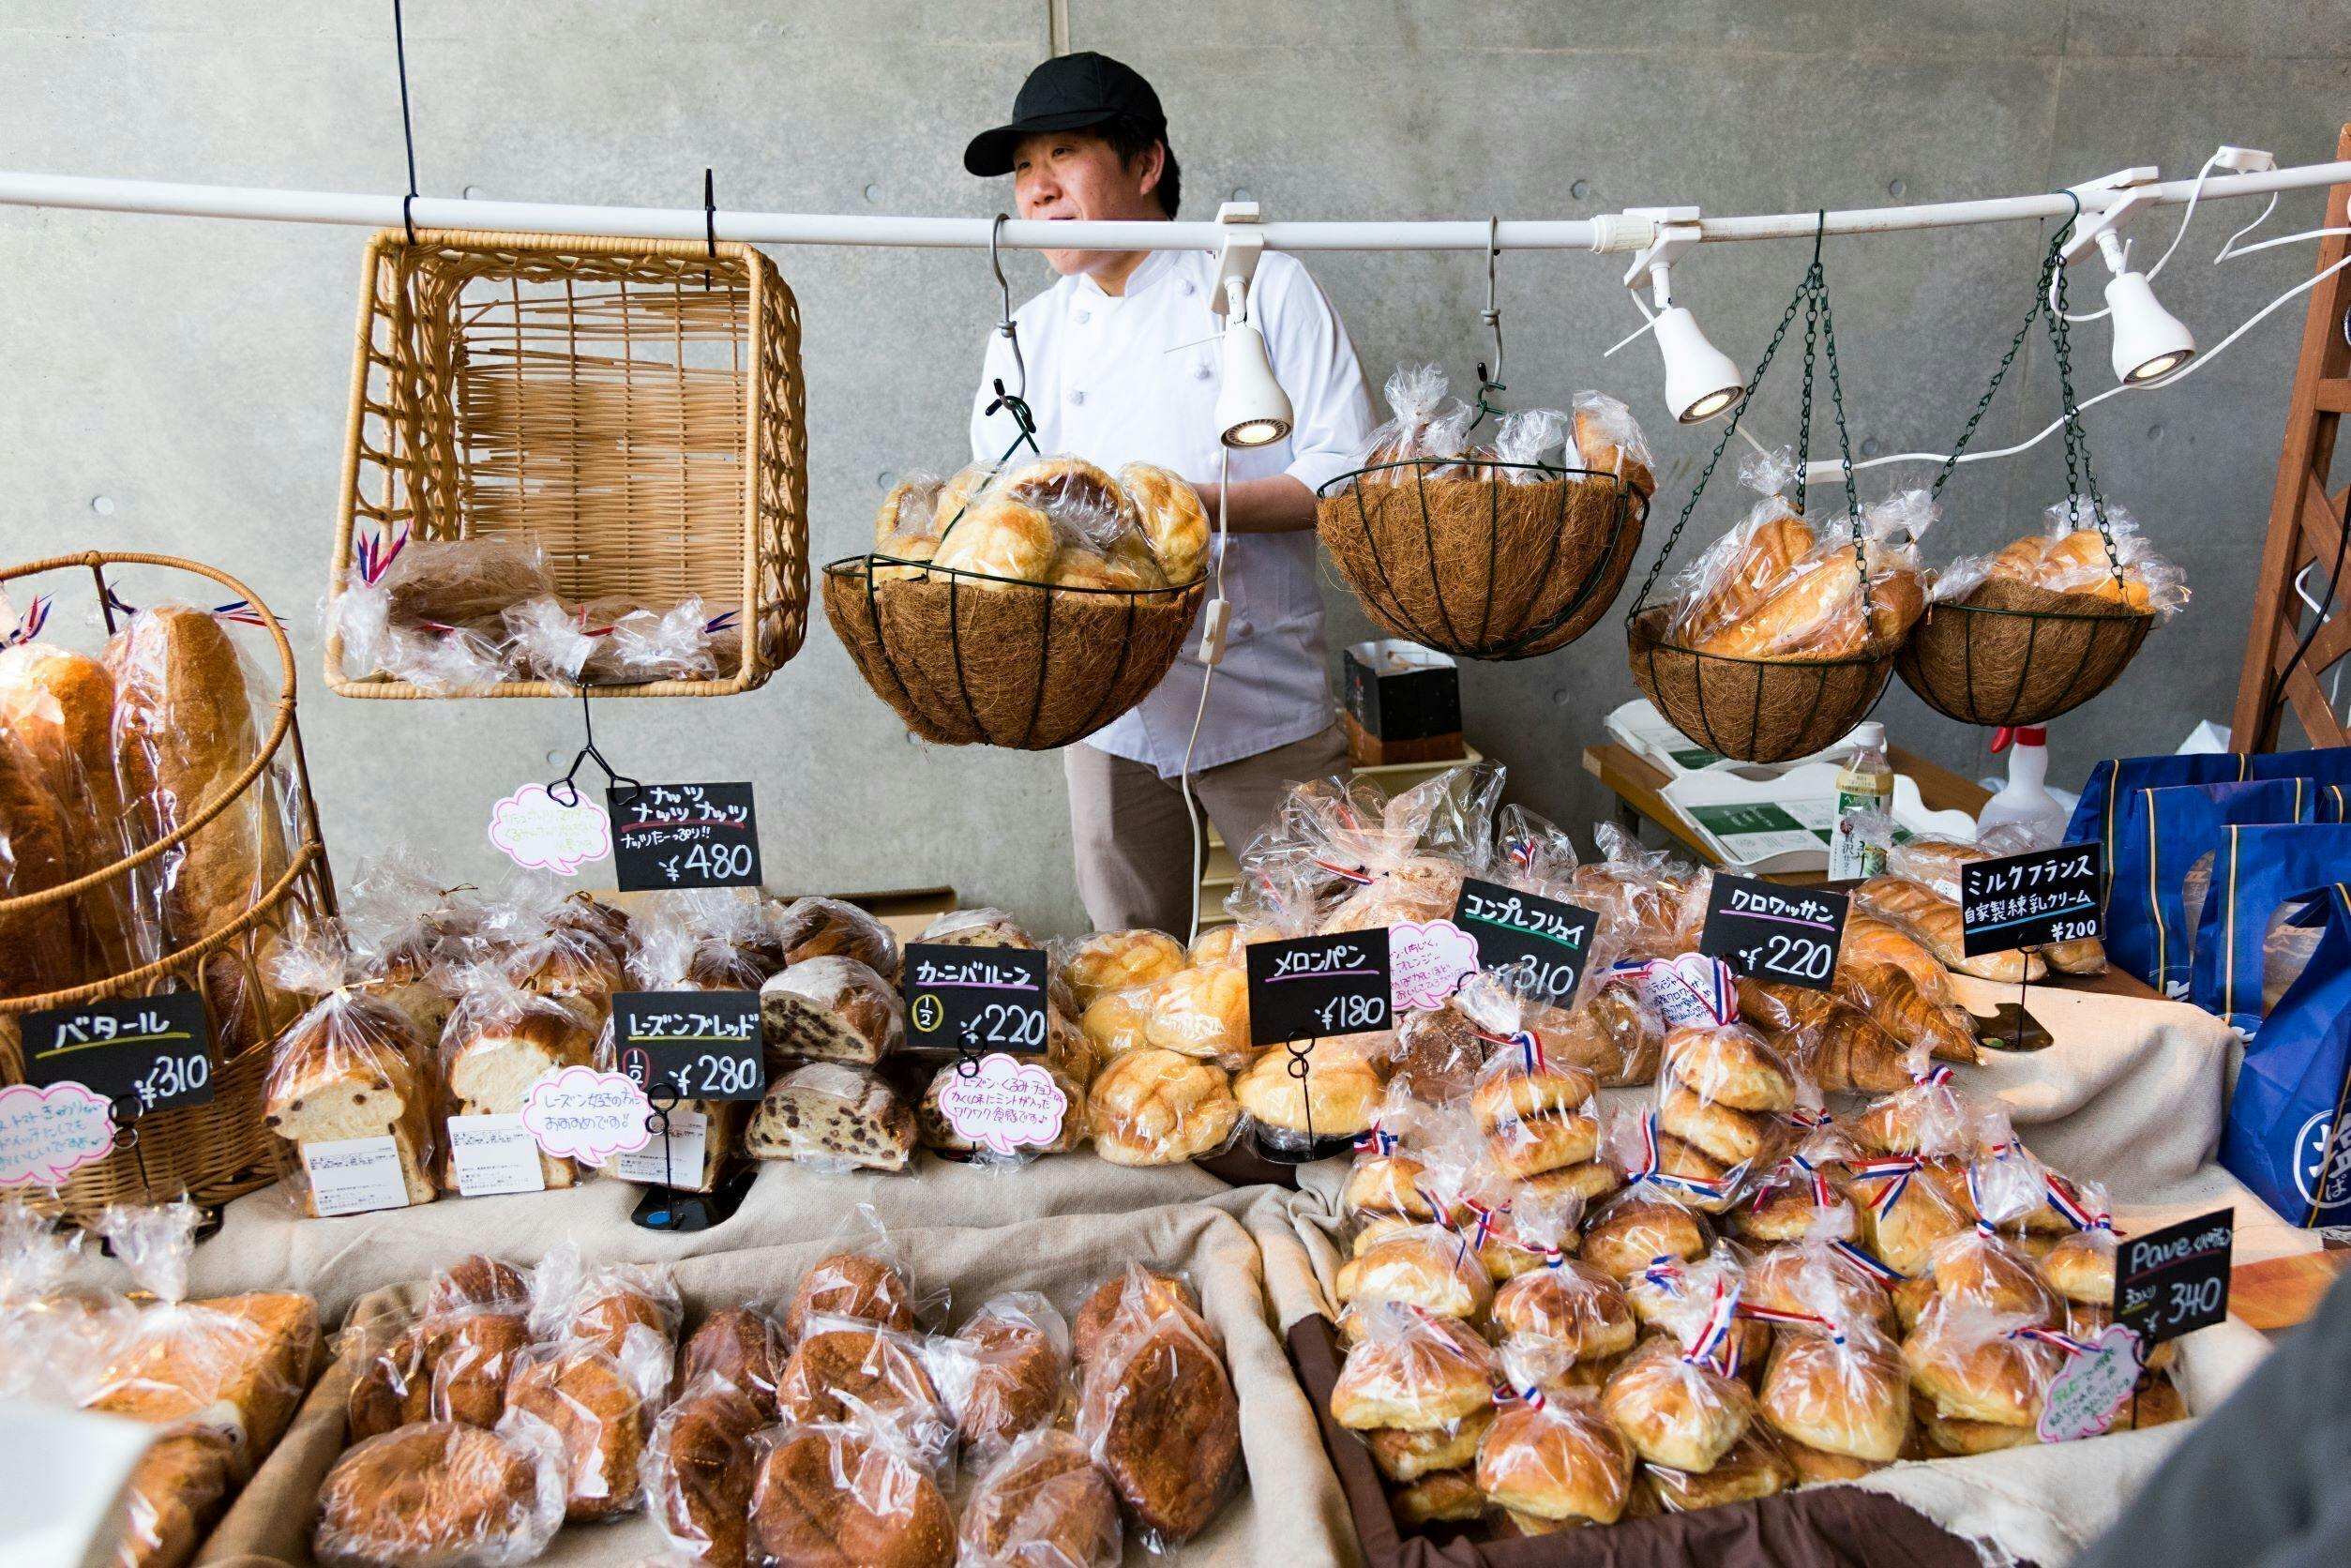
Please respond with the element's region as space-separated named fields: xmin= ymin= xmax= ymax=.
xmin=2292 ymin=1109 xmax=2351 ymax=1213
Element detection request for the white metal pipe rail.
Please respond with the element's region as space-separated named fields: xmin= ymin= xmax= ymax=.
xmin=2 ymin=158 xmax=2348 ymax=254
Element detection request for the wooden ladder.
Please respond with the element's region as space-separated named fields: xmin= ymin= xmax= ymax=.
xmin=2233 ymin=123 xmax=2351 ymax=750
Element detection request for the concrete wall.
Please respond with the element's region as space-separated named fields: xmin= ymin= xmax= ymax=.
xmin=3 ymin=3 xmax=2346 ymax=936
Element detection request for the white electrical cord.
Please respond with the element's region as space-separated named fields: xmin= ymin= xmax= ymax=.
xmin=2054 ymin=150 xmax=2225 ymax=324
xmin=1180 ymin=442 xmax=1232 ymax=947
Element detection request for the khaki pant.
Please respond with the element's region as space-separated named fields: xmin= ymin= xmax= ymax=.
xmin=1064 ymin=724 xmax=1350 ymax=936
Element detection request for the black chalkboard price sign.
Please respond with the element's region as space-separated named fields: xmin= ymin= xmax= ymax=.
xmin=1245 ymin=930 xmax=1394 ymax=1048
xmin=1959 ymin=842 xmax=2103 ymax=957
xmin=1697 ymin=875 xmax=1848 ymax=990
xmin=902 ymin=945 xmax=1051 ymax=1055
xmin=2116 ymin=1207 xmax=2234 ymax=1348
xmin=608 ymin=782 xmax=762 ymax=892
xmin=1451 ymin=879 xmax=1599 ymax=1005
xmin=21 ymin=992 xmax=216 ymax=1112
xmin=610 ymin=991 xmax=765 ymax=1102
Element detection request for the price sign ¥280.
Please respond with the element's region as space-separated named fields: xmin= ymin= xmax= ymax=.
xmin=20 ymin=992 xmax=215 ymax=1113
xmin=608 ymin=782 xmax=762 ymax=892
xmin=610 ymin=991 xmax=765 ymax=1102
xmin=1697 ymin=875 xmax=1848 ymax=991
xmin=902 ymin=945 xmax=1051 ymax=1055
xmin=1245 ymin=930 xmax=1394 ymax=1048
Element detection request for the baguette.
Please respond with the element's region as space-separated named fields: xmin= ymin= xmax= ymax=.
xmin=0 ymin=643 xmax=142 ymax=974
xmin=0 ymin=731 xmax=77 ymax=1005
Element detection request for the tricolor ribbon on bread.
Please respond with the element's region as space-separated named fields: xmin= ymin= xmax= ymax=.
xmin=1473 ymin=1027 xmax=1546 ymax=1075
xmin=1492 ymin=1381 xmax=1547 ymax=1410
xmin=1353 ymin=1123 xmax=1398 ymax=1157
xmin=1829 ymin=1238 xmax=1908 ymax=1281
xmin=1777 ymin=1151 xmax=1838 ymax=1209
xmin=1 ymin=593 xmax=52 ymax=647
xmin=353 ymin=524 xmax=412 ymax=584
xmin=2009 ymin=1324 xmax=2096 ymax=1356
xmin=2044 ymin=1172 xmax=2111 ymax=1232
xmin=1639 ymin=954 xmax=1740 ymax=1028
xmin=1311 ymin=858 xmax=1375 ymax=885
xmin=1736 ymin=1302 xmax=1847 ymax=1346
xmin=1680 ymin=1278 xmax=1744 ymax=1378
xmin=1848 ymin=1154 xmax=1924 ymax=1217
xmin=1629 ymin=1111 xmax=1750 ymax=1204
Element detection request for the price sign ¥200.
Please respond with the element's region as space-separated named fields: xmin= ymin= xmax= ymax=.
xmin=902 ymin=945 xmax=1051 ymax=1056
xmin=608 ymin=782 xmax=762 ymax=892
xmin=610 ymin=990 xmax=765 ymax=1102
xmin=1245 ymin=930 xmax=1394 ymax=1048
xmin=1697 ymin=875 xmax=1849 ymax=991
xmin=20 ymin=992 xmax=215 ymax=1113
xmin=1959 ymin=842 xmax=2103 ymax=957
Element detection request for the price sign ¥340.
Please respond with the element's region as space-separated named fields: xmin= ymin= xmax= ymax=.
xmin=1245 ymin=930 xmax=1394 ymax=1048
xmin=1697 ymin=875 xmax=1848 ymax=991
xmin=610 ymin=991 xmax=765 ymax=1102
xmin=1959 ymin=842 xmax=2103 ymax=957
xmin=608 ymin=782 xmax=762 ymax=891
xmin=20 ymin=992 xmax=215 ymax=1113
xmin=902 ymin=945 xmax=1051 ymax=1056
xmin=2116 ymin=1207 xmax=2235 ymax=1347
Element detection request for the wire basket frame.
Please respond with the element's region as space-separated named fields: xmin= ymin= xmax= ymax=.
xmin=1315 ymin=460 xmax=1649 ymax=660
xmin=1895 ymin=592 xmax=2153 ymax=726
xmin=2 ymin=551 xmax=339 ymax=1220
xmin=326 ymin=229 xmax=808 ymax=699
xmin=822 ymin=556 xmax=1208 ymax=749
xmin=1627 ymin=605 xmax=1898 ymax=765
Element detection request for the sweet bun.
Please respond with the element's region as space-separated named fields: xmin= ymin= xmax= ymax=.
xmin=1598 ymin=1341 xmax=1755 ymax=1472
xmin=1735 ymin=1178 xmax=1856 ymax=1244
xmin=1641 ymin=1430 xmax=1795 ymax=1511
xmin=875 ymin=477 xmax=942 ymax=543
xmin=1334 ymin=1229 xmax=1494 ymax=1322
xmin=1233 ymin=1048 xmax=1385 ymax=1139
xmin=1658 ymin=1080 xmax=1774 ymax=1167
xmin=1058 ymin=928 xmax=1187 ymax=1008
xmin=750 ymin=1426 xmax=955 ymax=1568
xmin=1930 ymin=1234 xmax=2057 ymax=1320
xmin=314 ymin=1421 xmax=558 ymax=1568
xmin=1329 ymin=1311 xmax=1497 ymax=1430
xmin=503 ymin=1347 xmax=652 ymax=1522
xmin=1758 ymin=1332 xmax=1910 ymax=1462
xmin=785 ymin=1253 xmax=916 ymax=1341
xmin=1364 ymin=1409 xmax=1493 ymax=1481
xmin=1582 ymin=1197 xmax=1709 ymax=1281
xmin=1393 ymin=1468 xmax=1488 ymax=1526
xmin=679 ymin=1306 xmax=785 ymax=1415
xmin=2041 ymin=1231 xmax=2117 ymax=1305
xmin=1472 ymin=1062 xmax=1600 ymax=1128
xmin=1086 ymin=1047 xmax=1241 ymax=1166
xmin=426 ymin=1256 xmax=530 ymax=1318
xmin=775 ymin=1327 xmax=943 ymax=1429
xmin=1856 ymin=1175 xmax=1968 ymax=1278
xmin=1344 ymin=1154 xmax=1435 ymax=1220
xmin=1515 ymin=1162 xmax=1622 ymax=1207
xmin=1902 ymin=1308 xmax=2059 ymax=1427
xmin=1492 ymin=1261 xmax=1636 ymax=1360
xmin=1663 ymin=1026 xmax=1797 ymax=1114
xmin=930 ymin=494 xmax=1057 ymax=585
xmin=1742 ymin=1247 xmax=1892 ymax=1335
xmin=1078 ymin=988 xmax=1153 ymax=1059
xmin=1138 ymin=965 xmax=1251 ymax=1065
xmin=957 ymin=1430 xmax=1122 ymax=1568
xmin=1485 ymin=1109 xmax=1602 ymax=1181
xmin=1476 ymin=1396 xmax=1637 ymax=1526
xmin=1119 ymin=462 xmax=1211 ymax=582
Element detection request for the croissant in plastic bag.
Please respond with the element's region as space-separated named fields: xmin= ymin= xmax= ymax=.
xmin=1693 ymin=489 xmax=1934 ymax=659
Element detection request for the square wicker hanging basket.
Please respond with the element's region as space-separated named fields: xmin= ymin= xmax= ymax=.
xmin=326 ymin=229 xmax=807 ymax=698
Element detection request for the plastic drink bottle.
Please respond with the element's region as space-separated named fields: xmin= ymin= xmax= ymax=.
xmin=1830 ymin=722 xmax=1893 ymax=881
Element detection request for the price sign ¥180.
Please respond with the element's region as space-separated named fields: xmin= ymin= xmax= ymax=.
xmin=20 ymin=992 xmax=216 ymax=1113
xmin=608 ymin=782 xmax=762 ymax=892
xmin=1697 ymin=875 xmax=1848 ymax=991
xmin=610 ymin=991 xmax=765 ymax=1102
xmin=1245 ymin=930 xmax=1394 ymax=1048
xmin=902 ymin=945 xmax=1051 ymax=1056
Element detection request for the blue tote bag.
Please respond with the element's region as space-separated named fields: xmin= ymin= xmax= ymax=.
xmin=2107 ymin=777 xmax=2318 ymax=996
xmin=2219 ymin=882 xmax=2351 ymax=1229
xmin=2189 ymin=823 xmax=2351 ymax=1033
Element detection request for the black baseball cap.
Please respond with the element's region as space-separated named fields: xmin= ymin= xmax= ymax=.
xmin=964 ymin=52 xmax=1166 ymax=177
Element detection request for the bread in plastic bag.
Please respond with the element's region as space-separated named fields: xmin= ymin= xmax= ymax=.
xmin=313 ymin=1411 xmax=568 ymax=1568
xmin=0 ymin=1202 xmax=131 ymax=1405
xmin=929 ymin=1290 xmax=1071 ymax=1461
xmin=325 ymin=532 xmax=550 ymax=688
xmin=0 ymin=639 xmax=147 ymax=980
xmin=760 ymin=955 xmax=902 ymax=1066
xmin=1233 ymin=1039 xmax=1387 ymax=1153
xmin=1690 ymin=488 xmax=1933 ymax=658
xmin=643 ymin=1372 xmax=765 ymax=1564
xmin=1052 ymin=928 xmax=1187 ymax=1011
xmin=1118 ymin=461 xmax=1213 ymax=583
xmin=1075 ymin=1263 xmax=1243 ymax=1547
xmin=1890 ymin=830 xmax=2106 ymax=975
xmin=1569 ymin=390 xmax=1658 ymax=497
xmin=1855 ymin=871 xmax=2043 ymax=985
xmin=1354 ymin=364 xmax=1475 ymax=486
xmin=1580 ymin=1111 xmax=1716 ymax=1278
xmin=776 ymin=1315 xmax=955 ymax=1475
xmin=676 ymin=1304 xmax=786 ymax=1419
xmin=437 ymin=961 xmax=599 ymax=1191
xmin=1463 ymin=985 xmax=1602 ymax=1184
xmin=1735 ymin=972 xmax=1919 ymax=1094
xmin=1666 ymin=445 xmax=1815 ymax=646
xmin=784 ymin=1239 xmax=927 ymax=1342
xmin=1900 ymin=1298 xmax=2071 ymax=1430
xmin=0 ymin=722 xmax=83 ymax=1012
xmin=1492 ymin=1253 xmax=1636 ymax=1369
xmin=1935 ymin=497 xmax=2188 ymax=622
xmin=746 ymin=1062 xmax=914 ymax=1172
xmin=504 ymin=1332 xmax=668 ymax=1521
xmin=1327 ymin=1298 xmax=1497 ymax=1433
xmin=1479 ymin=1345 xmax=1638 ymax=1528
xmin=1752 ymin=1252 xmax=1911 ymax=1465
xmin=1333 ymin=1221 xmax=1492 ymax=1331
xmin=957 ymin=1425 xmax=1123 ymax=1568
xmin=1085 ymin=1046 xmax=1241 ymax=1166
xmin=426 ymin=1306 xmax=534 ymax=1428
xmin=527 ymin=1244 xmax=681 ymax=1356
xmin=1071 ymin=1267 xmax=1218 ymax=1370
xmin=747 ymin=1416 xmax=957 ymax=1568
xmin=1598 ymin=1278 xmax=1756 ymax=1471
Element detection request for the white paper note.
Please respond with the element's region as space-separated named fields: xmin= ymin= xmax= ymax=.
xmin=301 ymin=1135 xmax=413 ymax=1216
xmin=447 ymin=1113 xmax=547 ymax=1198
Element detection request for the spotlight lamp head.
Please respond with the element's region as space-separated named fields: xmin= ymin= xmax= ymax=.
xmin=2102 ymin=268 xmax=2196 ymax=384
xmin=1615 ymin=211 xmax=1746 ymax=424
xmin=1215 ymin=302 xmax=1293 ymax=447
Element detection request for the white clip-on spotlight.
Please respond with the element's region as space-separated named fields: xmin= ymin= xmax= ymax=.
xmin=2059 ymin=167 xmax=2200 ymax=384
xmin=1605 ymin=208 xmax=1746 ymax=425
xmin=1174 ymin=203 xmax=1297 ymax=941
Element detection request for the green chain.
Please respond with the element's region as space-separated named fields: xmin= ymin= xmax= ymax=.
xmin=1801 ymin=218 xmax=1868 ymax=619
xmin=2044 ymin=264 xmax=2126 ymax=582
xmin=931 ymin=384 xmax=1041 ymax=550
xmin=1932 ymin=226 xmax=2065 ymax=498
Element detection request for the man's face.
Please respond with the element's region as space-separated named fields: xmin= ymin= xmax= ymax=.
xmin=1012 ymin=128 xmax=1166 ymax=276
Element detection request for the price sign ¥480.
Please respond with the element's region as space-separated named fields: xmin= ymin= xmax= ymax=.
xmin=608 ymin=782 xmax=762 ymax=892
xmin=1245 ymin=930 xmax=1394 ymax=1048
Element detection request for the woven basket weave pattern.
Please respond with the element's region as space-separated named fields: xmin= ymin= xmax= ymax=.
xmin=1627 ymin=604 xmax=1897 ymax=765
xmin=329 ymin=230 xmax=806 ymax=698
xmin=1895 ymin=583 xmax=2153 ymax=727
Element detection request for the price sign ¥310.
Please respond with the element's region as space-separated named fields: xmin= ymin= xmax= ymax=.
xmin=610 ymin=991 xmax=765 ymax=1102
xmin=20 ymin=992 xmax=215 ymax=1113
xmin=902 ymin=945 xmax=1051 ymax=1055
xmin=608 ymin=782 xmax=762 ymax=892
xmin=1450 ymin=879 xmax=1599 ymax=1005
xmin=1697 ymin=875 xmax=1848 ymax=991
xmin=1245 ymin=930 xmax=1394 ymax=1048
xmin=2116 ymin=1207 xmax=2235 ymax=1347
xmin=1959 ymin=842 xmax=2103 ymax=957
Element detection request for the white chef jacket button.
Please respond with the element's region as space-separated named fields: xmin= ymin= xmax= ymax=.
xmin=1076 ymin=309 xmax=1092 ymax=324
xmin=1068 ymin=390 xmax=1086 ymax=406
xmin=1181 ymin=280 xmax=1196 ymax=296
xmin=1193 ymin=363 xmax=1213 ymax=381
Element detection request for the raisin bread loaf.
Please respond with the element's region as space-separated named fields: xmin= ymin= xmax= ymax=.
xmin=759 ymin=956 xmax=902 ymax=1064
xmin=443 ymin=1001 xmax=597 ymax=1189
xmin=746 ymin=1063 xmax=913 ymax=1171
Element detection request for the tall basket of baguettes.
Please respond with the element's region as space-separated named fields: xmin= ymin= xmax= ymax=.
xmin=1 ymin=552 xmax=339 ymax=1219
xmin=1315 ymin=371 xmax=1655 ymax=660
xmin=823 ymin=456 xmax=1213 ymax=748
xmin=323 ymin=229 xmax=808 ymax=699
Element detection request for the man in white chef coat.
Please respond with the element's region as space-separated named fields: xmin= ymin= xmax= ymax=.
xmin=966 ymin=53 xmax=1376 ymax=935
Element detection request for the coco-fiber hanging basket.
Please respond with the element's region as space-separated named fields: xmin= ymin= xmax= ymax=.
xmin=1895 ymin=582 xmax=2153 ymax=726
xmin=326 ymin=229 xmax=808 ymax=698
xmin=1627 ymin=604 xmax=1900 ymax=764
xmin=823 ymin=559 xmax=1208 ymax=749
xmin=1316 ymin=460 xmax=1648 ymax=659
xmin=2 ymin=553 xmax=339 ymax=1221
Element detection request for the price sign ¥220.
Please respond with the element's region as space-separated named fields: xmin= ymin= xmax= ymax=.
xmin=20 ymin=992 xmax=215 ymax=1113
xmin=2116 ymin=1207 xmax=2235 ymax=1347
xmin=610 ymin=991 xmax=765 ymax=1102
xmin=1451 ymin=879 xmax=1599 ymax=1005
xmin=1697 ymin=875 xmax=1848 ymax=991
xmin=1960 ymin=842 xmax=2103 ymax=957
xmin=902 ymin=945 xmax=1051 ymax=1055
xmin=608 ymin=782 xmax=762 ymax=892
xmin=1245 ymin=930 xmax=1394 ymax=1048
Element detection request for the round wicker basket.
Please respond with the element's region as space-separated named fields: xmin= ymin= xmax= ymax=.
xmin=1 ymin=551 xmax=337 ymax=1219
xmin=1626 ymin=604 xmax=1899 ymax=765
xmin=1315 ymin=461 xmax=1647 ymax=660
xmin=823 ymin=557 xmax=1208 ymax=749
xmin=1895 ymin=580 xmax=2153 ymax=726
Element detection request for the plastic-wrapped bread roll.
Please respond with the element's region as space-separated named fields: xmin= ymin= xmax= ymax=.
xmin=1053 ymin=928 xmax=1187 ymax=1010
xmin=919 ymin=906 xmax=1037 ymax=948
xmin=1855 ymin=875 xmax=2043 ymax=983
xmin=745 ymin=1063 xmax=914 ymax=1172
xmin=1328 ymin=1303 xmax=1498 ymax=1430
xmin=759 ymin=956 xmax=903 ymax=1064
xmin=1569 ymin=392 xmax=1657 ymax=498
xmin=1117 ymin=461 xmax=1212 ymax=583
xmin=957 ymin=1428 xmax=1123 ymax=1568
xmin=312 ymin=1418 xmax=566 ymax=1568
xmin=1085 ymin=1047 xmax=1240 ymax=1166
xmin=440 ymin=968 xmax=598 ymax=1190
xmin=1076 ymin=1273 xmax=1243 ymax=1545
xmin=0 ymin=642 xmax=142 ymax=975
xmin=1334 ymin=1225 xmax=1493 ymax=1327
xmin=1478 ymin=1380 xmax=1639 ymax=1529
xmin=645 ymin=1378 xmax=764 ymax=1565
xmin=1233 ymin=1048 xmax=1386 ymax=1153
xmin=875 ymin=475 xmax=944 ymax=544
xmin=1900 ymin=1300 xmax=2067 ymax=1429
xmin=931 ymin=493 xmax=1058 ymax=585
xmin=1835 ymin=913 xmax=1954 ymax=1003
xmin=765 ymin=894 xmax=901 ymax=977
xmin=1695 ymin=535 xmax=1927 ymax=658
xmin=1830 ymin=957 xmax=1980 ymax=1065
xmin=1599 ymin=1326 xmax=1756 ymax=1474
xmin=750 ymin=1425 xmax=956 ymax=1568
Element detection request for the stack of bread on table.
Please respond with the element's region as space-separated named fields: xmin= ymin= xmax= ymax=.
xmin=310 ymin=1244 xmax=1242 ymax=1567
xmin=1 ymin=599 xmax=307 ymax=1076
xmin=0 ymin=1200 xmax=322 ymax=1568
xmin=864 ymin=455 xmax=1210 ymax=591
